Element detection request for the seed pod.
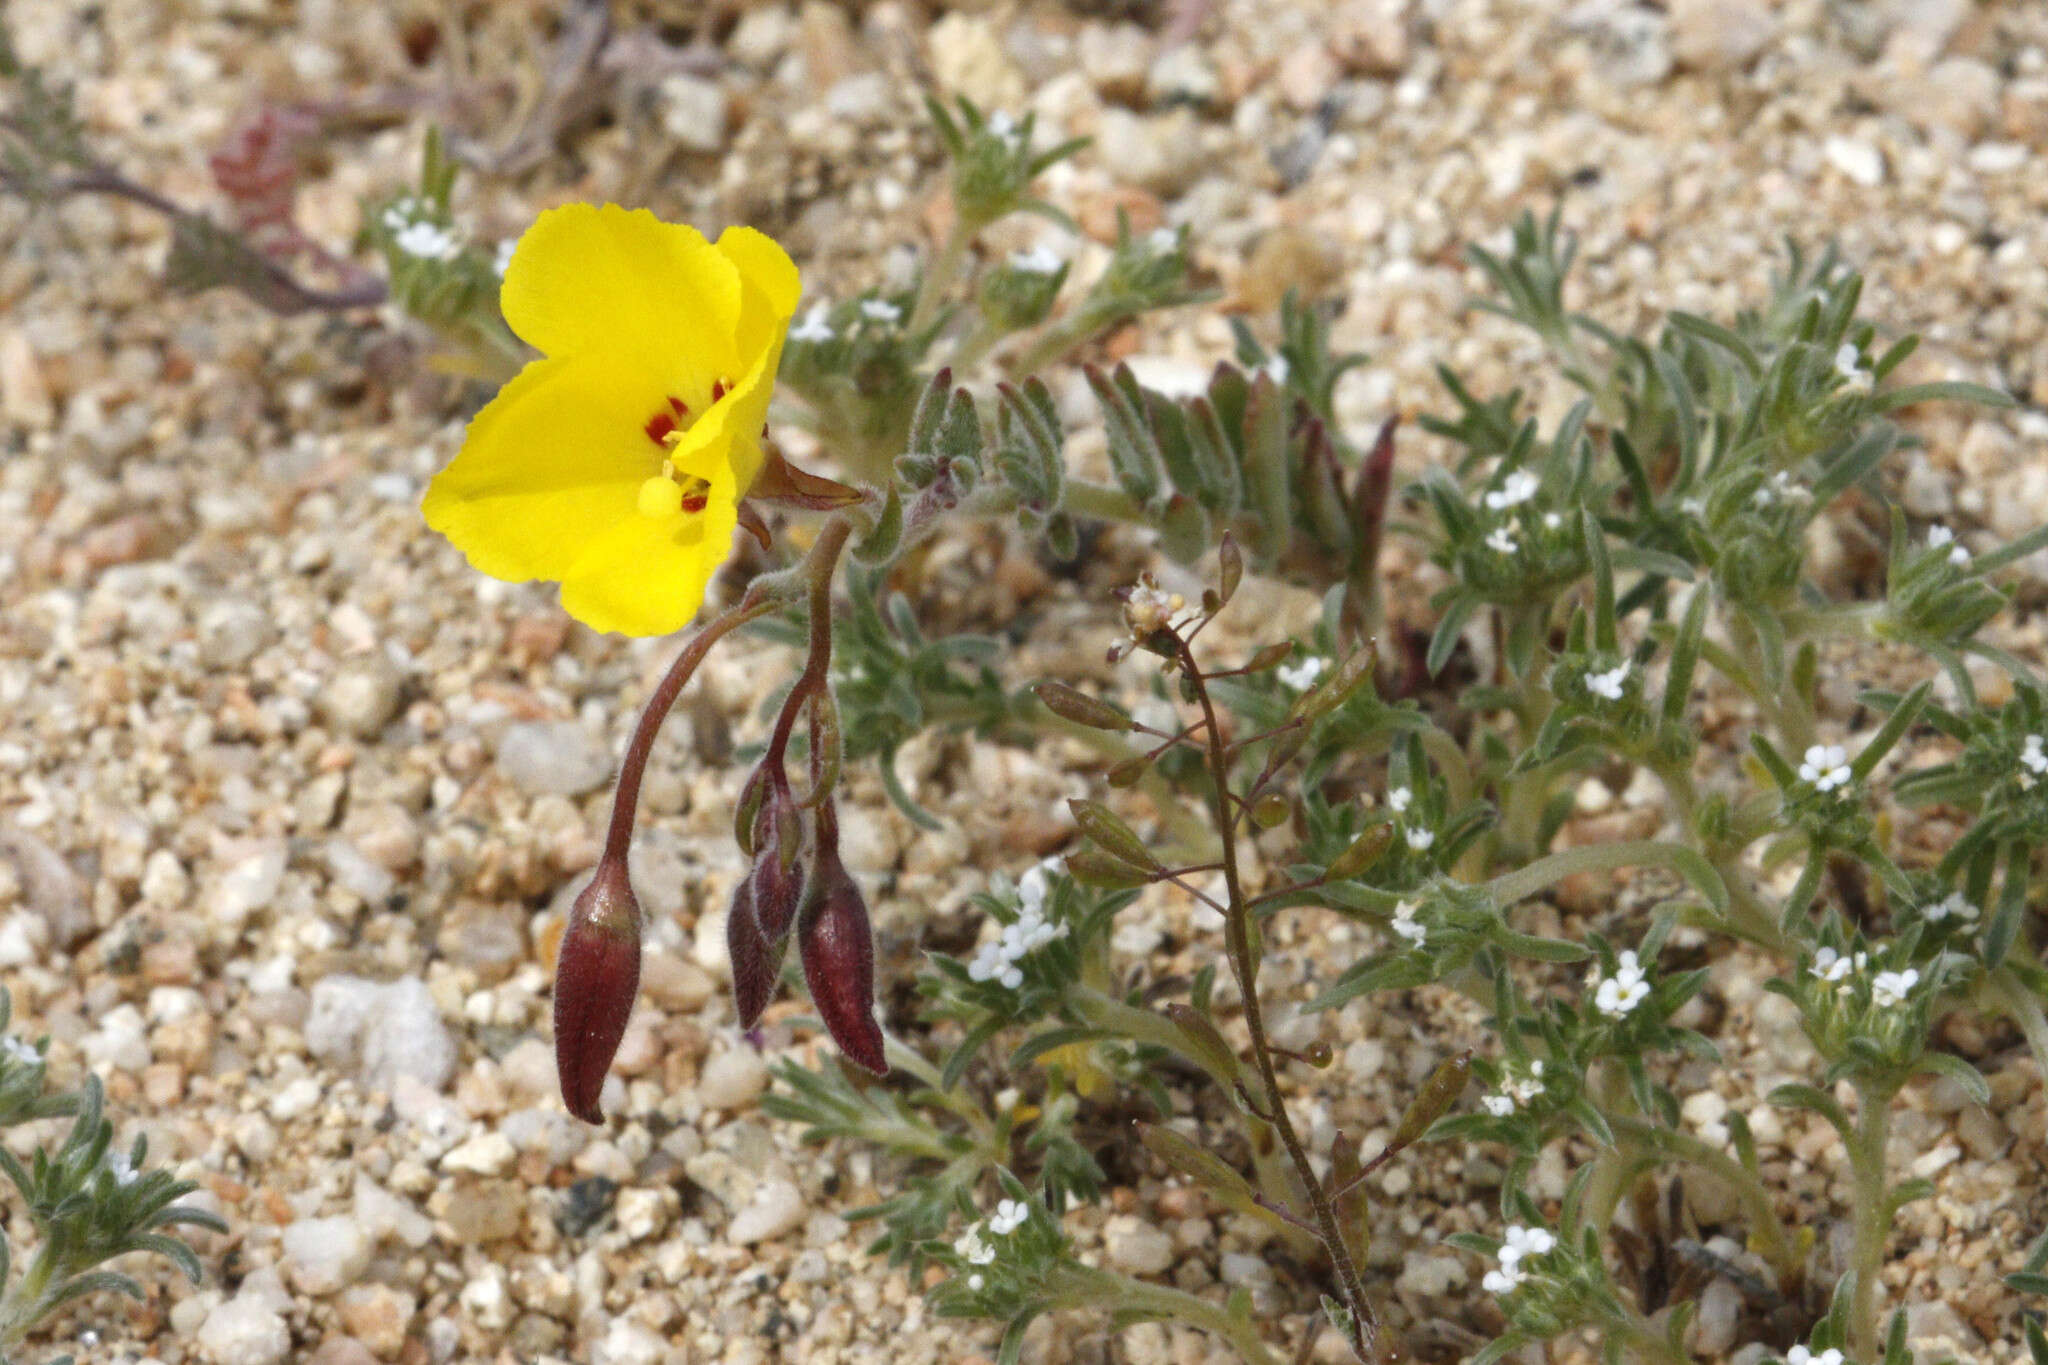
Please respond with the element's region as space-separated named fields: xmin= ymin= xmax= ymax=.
xmin=798 ymin=811 xmax=887 ymax=1076
xmin=554 ymin=857 xmax=642 ymax=1124
xmin=1392 ymin=1050 xmax=1472 ymax=1148
xmin=1035 ymin=682 xmax=1133 ymax=732
xmin=1067 ymin=798 xmax=1164 ymax=873
xmin=1327 ymin=823 xmax=1395 ymax=881
xmin=1251 ymin=790 xmax=1292 ymax=829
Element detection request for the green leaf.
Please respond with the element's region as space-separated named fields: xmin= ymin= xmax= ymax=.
xmin=1869 ymin=380 xmax=2014 ymax=413
xmin=1913 ymin=1052 xmax=1989 ymax=1106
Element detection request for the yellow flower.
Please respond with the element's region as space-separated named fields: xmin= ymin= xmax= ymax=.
xmin=423 ymin=203 xmax=801 ymax=636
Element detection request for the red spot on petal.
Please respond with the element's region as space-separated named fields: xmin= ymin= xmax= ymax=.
xmin=669 ymin=395 xmax=689 ymax=418
xmin=710 ymin=378 xmax=729 ymax=404
xmin=644 ymin=412 xmax=676 ymax=445
xmin=681 ymin=494 xmax=709 ymax=514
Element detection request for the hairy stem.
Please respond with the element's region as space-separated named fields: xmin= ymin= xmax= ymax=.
xmin=1846 ymin=1081 xmax=1894 ymax=1360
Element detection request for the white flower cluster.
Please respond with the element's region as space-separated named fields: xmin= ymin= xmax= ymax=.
xmin=860 ymin=298 xmax=902 ymax=324
xmin=1925 ymin=524 xmax=1971 ymax=567
xmin=1482 ymin=1224 xmax=1556 ymax=1294
xmin=1 ymin=1036 xmax=38 ymax=1067
xmin=1788 ymin=1345 xmax=1845 ymax=1365
xmin=952 ymin=1198 xmax=1031 ymax=1290
xmin=967 ymin=862 xmax=1067 ymax=990
xmin=1752 ymin=470 xmax=1811 ymax=507
xmin=1484 ymin=469 xmax=1540 ymax=511
xmin=985 ymin=109 xmax=1024 ymax=149
xmin=1798 ymin=743 xmax=1853 ymax=793
xmin=1591 ymin=950 xmax=1650 ymax=1017
xmin=382 ymin=199 xmax=461 ymax=261
xmin=1585 ymin=662 xmax=1631 ymax=702
xmin=1008 ymin=244 xmax=1064 ymax=275
xmin=1481 ymin=1059 xmax=1546 ymax=1116
xmin=1834 ymin=342 xmax=1873 ymax=394
xmin=1277 ymin=655 xmax=1328 ymax=692
xmin=1923 ymin=891 xmax=1977 ymax=924
xmin=790 ymin=303 xmax=834 ymax=344
xmin=1810 ymin=948 xmax=1918 ymax=1004
xmin=1388 ymin=899 xmax=1427 ymax=947
xmin=2021 ymin=732 xmax=2047 ymax=781
xmin=1485 ymin=526 xmax=1519 ymax=555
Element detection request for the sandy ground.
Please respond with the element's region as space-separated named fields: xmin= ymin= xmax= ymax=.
xmin=2 ymin=1 xmax=2046 ymax=1363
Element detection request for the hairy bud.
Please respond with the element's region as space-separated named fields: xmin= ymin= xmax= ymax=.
xmin=798 ymin=808 xmax=887 ymax=1076
xmin=749 ymin=783 xmax=810 ymax=943
xmin=726 ymin=877 xmax=788 ymax=1031
xmin=553 ymin=857 xmax=641 ymax=1124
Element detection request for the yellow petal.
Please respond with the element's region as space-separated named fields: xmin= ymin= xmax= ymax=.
xmin=661 ymin=322 xmax=785 ymax=496
xmin=421 ymin=353 xmax=665 ymax=585
xmin=717 ymin=225 xmax=802 ymax=357
xmin=560 ymin=483 xmax=739 ymax=636
xmin=501 ymin=203 xmax=740 ymax=379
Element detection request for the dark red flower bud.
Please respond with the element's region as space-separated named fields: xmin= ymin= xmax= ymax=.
xmin=748 ymin=786 xmax=809 ymax=943
xmin=798 ymin=811 xmax=886 ymax=1076
xmin=726 ymin=875 xmax=789 ymax=1030
xmin=553 ymin=856 xmax=641 ymax=1124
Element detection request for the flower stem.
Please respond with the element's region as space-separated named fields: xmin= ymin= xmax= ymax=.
xmin=1050 ymin=1266 xmax=1286 ymax=1365
xmin=1175 ymin=639 xmax=1382 ymax=1361
xmin=1846 ymin=1081 xmax=1894 ymax=1360
xmin=910 ymin=218 xmax=976 ymax=336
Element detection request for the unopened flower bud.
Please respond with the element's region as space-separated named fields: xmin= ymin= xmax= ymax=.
xmin=554 ymin=856 xmax=641 ymax=1124
xmin=799 ymin=809 xmax=887 ymax=1076
xmin=726 ymin=877 xmax=787 ymax=1031
xmin=749 ymin=784 xmax=810 ymax=943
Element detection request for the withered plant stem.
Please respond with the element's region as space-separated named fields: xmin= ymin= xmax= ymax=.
xmin=1174 ymin=639 xmax=1381 ymax=1362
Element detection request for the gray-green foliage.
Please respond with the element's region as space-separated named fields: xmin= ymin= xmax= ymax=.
xmin=0 ymin=991 xmax=226 ymax=1364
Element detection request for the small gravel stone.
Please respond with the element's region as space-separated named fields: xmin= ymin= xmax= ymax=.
xmin=197 ymin=599 xmax=273 ymax=669
xmin=658 ymin=74 xmax=730 ymax=152
xmin=443 ymin=1131 xmax=517 ymax=1176
xmin=494 ymin=720 xmax=615 ymax=797
xmin=281 ymin=1215 xmax=372 ymax=1295
xmin=318 ymin=655 xmax=404 ymax=739
xmin=1668 ymin=0 xmax=1775 ymax=71
xmin=696 ymin=1047 xmax=769 ymax=1110
xmin=726 ymin=1177 xmax=807 ymax=1244
xmin=1103 ymin=1214 xmax=1176 ymax=1275
xmin=306 ymin=975 xmax=455 ymax=1093
xmin=196 ymin=1291 xmax=291 ymax=1365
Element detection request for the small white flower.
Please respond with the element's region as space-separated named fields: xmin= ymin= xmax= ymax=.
xmin=985 ymin=109 xmax=1022 ymax=146
xmin=1798 ymin=743 xmax=1853 ymax=793
xmin=1834 ymin=344 xmax=1864 ymax=379
xmin=103 ymin=1150 xmax=139 ymax=1187
xmin=1542 ymin=511 xmax=1564 ymax=530
xmin=1500 ymin=1060 xmax=1546 ymax=1106
xmin=990 ymin=1199 xmax=1029 ymax=1235
xmin=860 ymin=298 xmax=902 ymax=324
xmin=1386 ymin=787 xmax=1412 ymax=814
xmin=1871 ymin=968 xmax=1920 ymax=1007
xmin=1593 ymin=950 xmax=1650 ymax=1017
xmin=1404 ymin=827 xmax=1435 ymax=852
xmin=1276 ymin=656 xmax=1328 ymax=691
xmin=492 ymin=238 xmax=515 ymax=277
xmin=1925 ymin=891 xmax=1976 ymax=924
xmin=1146 ymin=226 xmax=1180 ymax=253
xmin=1754 ymin=471 xmax=1811 ymax=507
xmin=1680 ymin=496 xmax=1706 ymax=518
xmin=1481 ymin=1264 xmax=1524 ymax=1294
xmin=1484 ymin=470 xmax=1540 ymax=511
xmin=1262 ymin=354 xmax=1291 ymax=385
xmin=1123 ymin=576 xmax=1183 ymax=640
xmin=968 ymin=1273 xmax=985 ymax=1289
xmin=1810 ymin=947 xmax=1853 ymax=983
xmin=1 ymin=1036 xmax=37 ymax=1066
xmin=1482 ymin=1095 xmax=1515 ymax=1116
xmin=955 ymin=1225 xmax=996 ymax=1265
xmin=1789 ymin=1345 xmax=1845 ymax=1365
xmin=1389 ymin=900 xmax=1427 ymax=946
xmin=1585 ymin=663 xmax=1631 ymax=702
xmin=1926 ymin=524 xmax=1971 ymax=566
xmin=790 ymin=303 xmax=835 ymax=344
xmin=1008 ymin=244 xmax=1064 ymax=275
xmin=1485 ymin=526 xmax=1519 ymax=555
xmin=2020 ymin=733 xmax=2047 ymax=776
xmin=393 ymin=220 xmax=461 ymax=261
xmin=1502 ymin=1225 xmax=1557 ymax=1258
